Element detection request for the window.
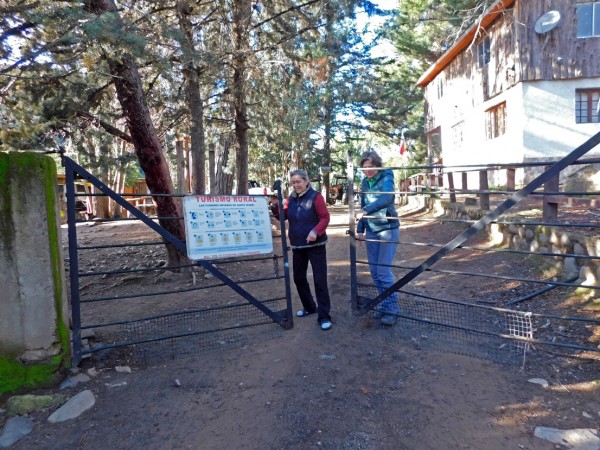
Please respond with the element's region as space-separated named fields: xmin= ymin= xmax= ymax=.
xmin=452 ymin=121 xmax=464 ymax=151
xmin=427 ymin=127 xmax=442 ymax=160
xmin=477 ymin=36 xmax=491 ymax=68
xmin=576 ymin=88 xmax=600 ymax=123
xmin=437 ymin=78 xmax=444 ymax=99
xmin=485 ymin=102 xmax=506 ymax=139
xmin=577 ymin=2 xmax=600 ymax=37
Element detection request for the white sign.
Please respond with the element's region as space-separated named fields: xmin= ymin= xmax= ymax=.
xmin=183 ymin=195 xmax=273 ymax=260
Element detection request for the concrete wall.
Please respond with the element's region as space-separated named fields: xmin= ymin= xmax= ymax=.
xmin=427 ymin=77 xmax=600 ymax=164
xmin=426 ymin=70 xmax=600 ymax=188
xmin=0 ymin=151 xmax=70 ymax=394
xmin=522 ymin=78 xmax=600 ymax=159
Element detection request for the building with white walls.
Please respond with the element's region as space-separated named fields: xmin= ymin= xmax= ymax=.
xmin=417 ymin=0 xmax=600 ymax=188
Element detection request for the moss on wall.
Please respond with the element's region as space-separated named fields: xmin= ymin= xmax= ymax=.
xmin=41 ymin=156 xmax=71 ymax=365
xmin=0 ymin=152 xmax=71 ymax=393
xmin=0 ymin=355 xmax=63 ymax=395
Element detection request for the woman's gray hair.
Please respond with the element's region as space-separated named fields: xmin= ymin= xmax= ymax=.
xmin=290 ymin=169 xmax=310 ymax=182
xmin=359 ymin=151 xmax=383 ymax=167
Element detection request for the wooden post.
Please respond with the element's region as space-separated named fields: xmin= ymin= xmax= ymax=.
xmin=208 ymin=143 xmax=216 ymax=194
xmin=506 ymin=168 xmax=515 ymax=191
xmin=543 ymin=165 xmax=559 ymax=223
xmin=479 ymin=170 xmax=490 ymax=210
xmin=461 ymin=172 xmax=468 ymax=192
xmin=447 ymin=172 xmax=456 ymax=203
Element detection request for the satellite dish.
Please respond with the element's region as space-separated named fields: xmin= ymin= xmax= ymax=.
xmin=535 ymin=10 xmax=561 ymax=34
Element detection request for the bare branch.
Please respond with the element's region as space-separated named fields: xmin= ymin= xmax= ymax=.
xmin=0 ymin=23 xmax=80 ymax=75
xmin=76 ymin=109 xmax=133 ymax=143
xmin=252 ymin=0 xmax=321 ymax=31
xmin=0 ymin=21 xmax=37 ymax=43
xmin=0 ymin=1 xmax=40 ymax=15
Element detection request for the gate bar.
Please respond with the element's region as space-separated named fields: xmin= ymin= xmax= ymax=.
xmin=356 ymin=131 xmax=600 ymax=314
xmin=62 ymin=155 xmax=292 ymax=363
xmin=63 ymin=156 xmax=83 ymax=365
xmin=347 ymin=150 xmax=359 ymax=309
xmin=273 ymin=180 xmax=294 ymax=326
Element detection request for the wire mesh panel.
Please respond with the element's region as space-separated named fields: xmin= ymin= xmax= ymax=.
xmin=348 ymin=134 xmax=600 ymax=368
xmin=62 ymin=156 xmax=292 ymax=366
xmin=118 ymin=299 xmax=287 ymax=365
xmin=358 ymin=284 xmax=531 ymax=365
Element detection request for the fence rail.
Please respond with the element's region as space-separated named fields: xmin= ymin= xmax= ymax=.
xmin=347 ymin=132 xmax=600 ymax=365
xmin=62 ymin=155 xmax=293 ymax=366
xmin=395 ymin=155 xmax=600 ymax=223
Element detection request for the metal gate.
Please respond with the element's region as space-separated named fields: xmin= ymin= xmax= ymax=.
xmin=61 ymin=152 xmax=293 ymax=366
xmin=348 ymin=132 xmax=600 ymax=365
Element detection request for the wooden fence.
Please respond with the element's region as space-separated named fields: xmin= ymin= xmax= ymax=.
xmin=397 ymin=161 xmax=599 ymax=223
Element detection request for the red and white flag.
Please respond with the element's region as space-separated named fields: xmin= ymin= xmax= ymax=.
xmin=399 ymin=138 xmax=406 ymax=155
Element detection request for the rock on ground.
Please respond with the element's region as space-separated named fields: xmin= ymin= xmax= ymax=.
xmin=47 ymin=390 xmax=96 ymax=424
xmin=0 ymin=416 xmax=34 ymax=448
xmin=534 ymin=427 xmax=600 ymax=449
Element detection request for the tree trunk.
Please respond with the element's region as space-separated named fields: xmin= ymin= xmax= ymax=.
xmin=176 ymin=139 xmax=186 ymax=194
xmin=96 ymin=150 xmax=110 ymax=218
xmin=185 ymin=71 xmax=206 ymax=195
xmin=322 ymin=2 xmax=334 ymax=204
xmin=232 ymin=0 xmax=251 ymax=195
xmin=85 ymin=136 xmax=101 ymax=218
xmin=112 ymin=140 xmax=127 ymax=218
xmin=323 ymin=113 xmax=332 ymax=203
xmin=177 ymin=1 xmax=206 ymax=195
xmin=215 ymin=137 xmax=234 ymax=195
xmin=208 ymin=143 xmax=216 ymax=194
xmin=85 ymin=0 xmax=187 ymax=267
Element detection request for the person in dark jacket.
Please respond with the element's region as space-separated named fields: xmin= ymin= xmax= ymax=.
xmin=273 ymin=169 xmax=332 ymax=330
xmin=355 ymin=151 xmax=400 ymax=326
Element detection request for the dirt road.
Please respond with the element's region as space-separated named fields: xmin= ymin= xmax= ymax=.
xmin=5 ymin=207 xmax=600 ymax=449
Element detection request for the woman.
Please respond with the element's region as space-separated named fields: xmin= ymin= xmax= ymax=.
xmin=355 ymin=151 xmax=400 ymax=326
xmin=276 ymin=170 xmax=332 ymax=331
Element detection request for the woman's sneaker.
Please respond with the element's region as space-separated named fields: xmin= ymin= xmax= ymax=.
xmin=320 ymin=320 xmax=332 ymax=331
xmin=380 ymin=313 xmax=398 ymax=326
xmin=296 ymin=309 xmax=316 ymax=318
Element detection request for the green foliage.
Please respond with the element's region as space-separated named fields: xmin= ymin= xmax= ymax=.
xmin=0 ymin=0 xmax=491 ymax=180
xmin=386 ymin=0 xmax=486 ymax=62
xmin=82 ymin=13 xmax=148 ymax=57
xmin=371 ymin=0 xmax=490 ymax=165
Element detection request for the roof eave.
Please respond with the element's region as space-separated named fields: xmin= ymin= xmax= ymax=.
xmin=416 ymin=0 xmax=516 ymax=88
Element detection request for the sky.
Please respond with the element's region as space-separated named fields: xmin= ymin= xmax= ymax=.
xmin=356 ymin=0 xmax=399 ymax=59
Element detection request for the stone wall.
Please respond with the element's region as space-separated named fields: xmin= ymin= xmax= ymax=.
xmin=440 ymin=201 xmax=600 ymax=295
xmin=0 ymin=151 xmax=70 ymax=394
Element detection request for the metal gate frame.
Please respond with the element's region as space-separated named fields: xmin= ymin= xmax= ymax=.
xmin=347 ymin=132 xmax=600 ymax=362
xmin=62 ymin=152 xmax=293 ymax=365
xmin=350 ymin=131 xmax=600 ymax=313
